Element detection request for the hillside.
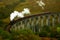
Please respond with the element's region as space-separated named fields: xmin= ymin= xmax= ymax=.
xmin=0 ymin=0 xmax=60 ymax=28
xmin=0 ymin=0 xmax=60 ymax=13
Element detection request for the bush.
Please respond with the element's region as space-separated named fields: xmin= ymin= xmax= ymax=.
xmin=11 ymin=29 xmax=41 ymax=40
xmin=0 ymin=28 xmax=41 ymax=40
xmin=56 ymin=24 xmax=60 ymax=33
xmin=0 ymin=28 xmax=11 ymax=40
xmin=39 ymin=31 xmax=48 ymax=37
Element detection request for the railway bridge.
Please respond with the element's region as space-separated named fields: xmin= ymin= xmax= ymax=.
xmin=6 ymin=12 xmax=60 ymax=38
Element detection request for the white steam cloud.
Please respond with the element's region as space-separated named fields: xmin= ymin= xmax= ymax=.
xmin=10 ymin=8 xmax=30 ymax=21
xmin=36 ymin=0 xmax=45 ymax=9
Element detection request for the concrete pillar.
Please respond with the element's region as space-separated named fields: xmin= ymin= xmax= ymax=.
xmin=21 ymin=21 xmax=24 ymax=29
xmin=32 ymin=18 xmax=36 ymax=33
xmin=35 ymin=17 xmax=40 ymax=33
xmin=27 ymin=18 xmax=34 ymax=32
xmin=51 ymin=15 xmax=55 ymax=27
xmin=16 ymin=22 xmax=21 ymax=31
xmin=37 ymin=16 xmax=41 ymax=32
xmin=26 ymin=21 xmax=30 ymax=29
xmin=24 ymin=19 xmax=28 ymax=28
xmin=52 ymin=17 xmax=55 ymax=27
xmin=46 ymin=15 xmax=50 ymax=26
xmin=40 ymin=16 xmax=44 ymax=27
xmin=14 ymin=24 xmax=18 ymax=31
xmin=31 ymin=20 xmax=35 ymax=32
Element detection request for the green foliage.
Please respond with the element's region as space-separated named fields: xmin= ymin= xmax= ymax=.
xmin=0 ymin=28 xmax=11 ymax=40
xmin=50 ymin=32 xmax=57 ymax=37
xmin=11 ymin=29 xmax=34 ymax=35
xmin=10 ymin=29 xmax=41 ymax=40
xmin=39 ymin=25 xmax=60 ymax=37
xmin=56 ymin=24 xmax=60 ymax=34
xmin=0 ymin=28 xmax=41 ymax=40
xmin=57 ymin=27 xmax=60 ymax=33
xmin=42 ymin=25 xmax=51 ymax=32
xmin=39 ymin=26 xmax=51 ymax=37
xmin=0 ymin=20 xmax=7 ymax=27
xmin=39 ymin=31 xmax=48 ymax=37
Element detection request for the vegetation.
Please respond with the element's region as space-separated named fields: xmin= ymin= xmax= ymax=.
xmin=0 ymin=28 xmax=41 ymax=40
xmin=0 ymin=24 xmax=60 ymax=40
xmin=0 ymin=28 xmax=11 ymax=40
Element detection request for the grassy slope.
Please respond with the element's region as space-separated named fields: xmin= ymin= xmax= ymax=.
xmin=15 ymin=0 xmax=60 ymax=13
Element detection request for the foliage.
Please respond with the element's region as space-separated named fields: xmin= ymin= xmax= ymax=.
xmin=0 ymin=20 xmax=7 ymax=27
xmin=0 ymin=28 xmax=11 ymax=40
xmin=57 ymin=27 xmax=60 ymax=33
xmin=0 ymin=24 xmax=60 ymax=40
xmin=0 ymin=28 xmax=41 ymax=40
xmin=39 ymin=25 xmax=51 ymax=37
xmin=11 ymin=29 xmax=41 ymax=40
xmin=38 ymin=25 xmax=60 ymax=38
xmin=56 ymin=24 xmax=60 ymax=34
xmin=39 ymin=31 xmax=48 ymax=37
xmin=11 ymin=29 xmax=34 ymax=35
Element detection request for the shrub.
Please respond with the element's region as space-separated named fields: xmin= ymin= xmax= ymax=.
xmin=39 ymin=31 xmax=48 ymax=37
xmin=57 ymin=27 xmax=60 ymax=33
xmin=0 ymin=28 xmax=11 ymax=40
xmin=11 ymin=29 xmax=41 ymax=40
